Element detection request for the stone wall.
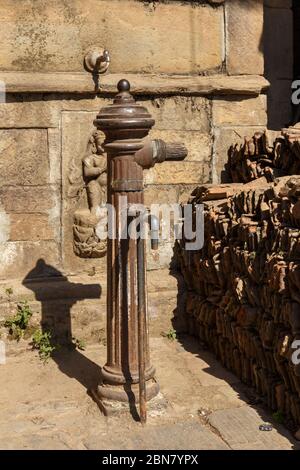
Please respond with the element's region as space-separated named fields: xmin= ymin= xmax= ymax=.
xmin=0 ymin=0 xmax=269 ymax=341
xmin=264 ymin=0 xmax=293 ymax=129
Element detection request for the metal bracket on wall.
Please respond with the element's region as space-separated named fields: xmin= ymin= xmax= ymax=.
xmin=84 ymin=48 xmax=110 ymax=92
xmin=84 ymin=49 xmax=110 ymax=74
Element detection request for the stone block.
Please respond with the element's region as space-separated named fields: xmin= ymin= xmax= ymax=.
xmin=0 ymin=96 xmax=108 ymax=128
xmin=9 ymin=214 xmax=55 ymax=241
xmin=0 ymin=268 xmax=181 ymax=342
xmin=208 ymin=406 xmax=296 ymax=450
xmin=0 ymin=129 xmax=49 ymax=186
xmin=226 ymin=0 xmax=264 ymax=75
xmin=144 ymin=161 xmax=210 ymax=186
xmin=0 ymin=186 xmax=59 ymax=213
xmin=0 ymin=0 xmax=224 ymax=74
xmin=84 ymin=420 xmax=228 ymax=451
xmin=145 ymin=129 xmax=212 ymax=185
xmin=149 ymin=129 xmax=212 ymax=163
xmin=0 ymin=71 xmax=270 ymax=95
xmin=264 ymin=0 xmax=292 ymax=8
xmin=48 ymin=128 xmax=62 ymax=185
xmin=144 ymin=97 xmax=210 ymax=132
xmin=0 ymin=241 xmax=61 ymax=280
xmin=0 ymin=98 xmax=60 ymax=128
xmin=264 ymin=6 xmax=293 ymax=79
xmin=147 ymin=269 xmax=178 ymax=293
xmin=0 ymin=208 xmax=10 ymax=244
xmin=267 ymin=79 xmax=293 ymax=130
xmin=212 ymin=126 xmax=266 ymax=183
xmin=0 ymin=95 xmax=208 ymax=131
xmin=144 ymin=186 xmax=178 ymax=207
xmin=0 ymin=272 xmax=105 ymax=305
xmin=146 ymin=241 xmax=175 ymax=271
xmin=212 ymin=95 xmax=267 ymax=127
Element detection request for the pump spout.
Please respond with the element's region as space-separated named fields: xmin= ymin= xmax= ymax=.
xmin=152 ymin=139 xmax=187 ymax=163
xmin=128 ymin=205 xmax=160 ymax=251
xmin=134 ymin=138 xmax=188 ymax=169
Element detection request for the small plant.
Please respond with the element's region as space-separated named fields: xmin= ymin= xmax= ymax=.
xmin=5 ymin=301 xmax=32 ymax=341
xmin=162 ymin=328 xmax=177 ymax=341
xmin=272 ymin=410 xmax=284 ymax=424
xmin=72 ymin=336 xmax=86 ymax=351
xmin=5 ymin=287 xmax=13 ymax=297
xmin=31 ymin=329 xmax=56 ymax=363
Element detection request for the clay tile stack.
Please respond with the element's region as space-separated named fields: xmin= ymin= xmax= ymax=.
xmin=176 ymin=124 xmax=300 ymax=432
xmin=228 ymin=128 xmax=300 ymax=184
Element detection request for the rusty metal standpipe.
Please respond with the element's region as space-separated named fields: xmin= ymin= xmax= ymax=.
xmin=137 ymin=213 xmax=147 ymax=424
xmin=138 ymin=213 xmax=159 ymax=423
xmin=93 ymin=79 xmax=187 ymax=422
xmin=128 ymin=207 xmax=159 ymax=423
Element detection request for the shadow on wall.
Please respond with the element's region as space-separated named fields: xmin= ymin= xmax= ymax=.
xmin=264 ymin=2 xmax=294 ymax=129
xmin=22 ymin=258 xmax=102 ymax=391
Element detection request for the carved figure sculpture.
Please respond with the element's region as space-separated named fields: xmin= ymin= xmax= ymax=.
xmin=71 ymin=131 xmax=107 ymax=258
xmin=83 ymin=131 xmax=107 ymax=216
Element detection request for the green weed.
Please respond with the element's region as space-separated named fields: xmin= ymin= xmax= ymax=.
xmin=31 ymin=329 xmax=56 ymax=363
xmin=72 ymin=337 xmax=86 ymax=351
xmin=5 ymin=301 xmax=32 ymax=341
xmin=163 ymin=328 xmax=177 ymax=341
xmin=272 ymin=410 xmax=284 ymax=424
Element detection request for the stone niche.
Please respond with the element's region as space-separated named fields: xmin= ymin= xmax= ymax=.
xmin=62 ymin=111 xmax=107 ymax=276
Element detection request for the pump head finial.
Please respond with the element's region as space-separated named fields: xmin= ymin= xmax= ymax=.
xmin=117 ymin=79 xmax=130 ymax=93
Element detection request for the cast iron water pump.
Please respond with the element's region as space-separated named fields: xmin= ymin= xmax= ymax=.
xmin=92 ymin=79 xmax=187 ymax=422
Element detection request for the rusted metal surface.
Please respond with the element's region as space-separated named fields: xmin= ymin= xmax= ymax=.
xmin=84 ymin=49 xmax=110 ymax=74
xmin=93 ymin=79 xmax=187 ymax=421
xmin=137 ymin=230 xmax=147 ymax=424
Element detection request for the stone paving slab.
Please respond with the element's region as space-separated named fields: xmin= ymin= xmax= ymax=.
xmin=208 ymin=406 xmax=300 ymax=450
xmin=84 ymin=421 xmax=229 ymax=451
xmin=0 ymin=337 xmax=298 ymax=450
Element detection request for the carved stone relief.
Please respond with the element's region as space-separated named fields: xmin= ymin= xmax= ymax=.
xmin=68 ymin=130 xmax=107 ymax=258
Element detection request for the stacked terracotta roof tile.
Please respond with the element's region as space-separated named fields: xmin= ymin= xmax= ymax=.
xmin=176 ymin=125 xmax=300 ymax=430
xmin=228 ymin=125 xmax=300 ymax=183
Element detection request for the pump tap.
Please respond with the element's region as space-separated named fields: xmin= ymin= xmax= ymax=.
xmin=134 ymin=137 xmax=187 ymax=169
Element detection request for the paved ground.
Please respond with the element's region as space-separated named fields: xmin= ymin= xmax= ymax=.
xmin=0 ymin=335 xmax=299 ymax=450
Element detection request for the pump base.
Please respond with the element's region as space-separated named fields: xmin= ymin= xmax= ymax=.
xmin=91 ymin=379 xmax=160 ymax=417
